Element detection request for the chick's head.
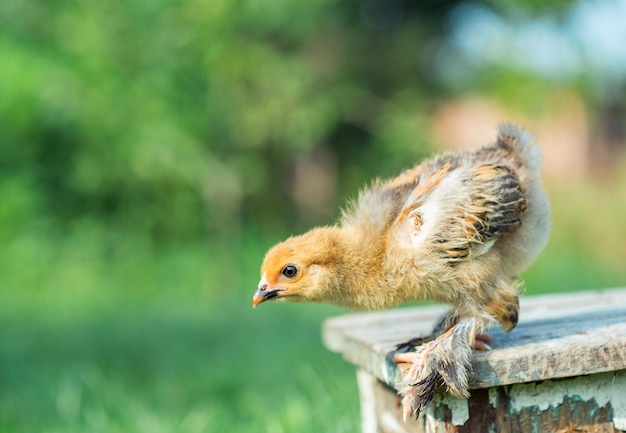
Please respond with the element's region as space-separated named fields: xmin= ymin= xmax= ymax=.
xmin=252 ymin=228 xmax=343 ymax=308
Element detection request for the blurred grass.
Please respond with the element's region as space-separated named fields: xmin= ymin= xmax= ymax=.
xmin=0 ymin=229 xmax=361 ymax=433
xmin=1 ymin=171 xmax=626 ymax=433
xmin=0 ymin=302 xmax=359 ymax=433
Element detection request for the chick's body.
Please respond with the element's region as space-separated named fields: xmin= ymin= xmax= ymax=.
xmin=257 ymin=124 xmax=550 ymax=333
xmin=254 ymin=124 xmax=551 ymax=417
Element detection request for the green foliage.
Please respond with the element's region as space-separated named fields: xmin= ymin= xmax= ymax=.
xmin=0 ymin=0 xmax=456 ymax=239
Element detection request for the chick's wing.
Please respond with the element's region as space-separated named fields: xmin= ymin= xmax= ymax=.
xmin=394 ymin=159 xmax=528 ymax=262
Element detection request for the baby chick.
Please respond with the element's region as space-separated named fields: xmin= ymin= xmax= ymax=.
xmin=253 ymin=124 xmax=551 ymax=417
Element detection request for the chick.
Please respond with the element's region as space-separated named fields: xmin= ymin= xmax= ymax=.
xmin=253 ymin=124 xmax=551 ymax=417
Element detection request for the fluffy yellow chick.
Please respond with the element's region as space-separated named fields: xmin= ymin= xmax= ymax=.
xmin=253 ymin=124 xmax=551 ymax=417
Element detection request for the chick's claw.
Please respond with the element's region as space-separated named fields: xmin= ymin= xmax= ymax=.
xmin=473 ymin=333 xmax=493 ymax=351
xmin=476 ymin=333 xmax=492 ymax=343
xmin=393 ymin=351 xmax=421 ymax=364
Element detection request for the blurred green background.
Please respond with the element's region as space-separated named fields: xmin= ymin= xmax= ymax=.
xmin=1 ymin=0 xmax=626 ymax=432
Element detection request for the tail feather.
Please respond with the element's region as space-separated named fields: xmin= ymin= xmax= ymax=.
xmin=496 ymin=122 xmax=542 ymax=174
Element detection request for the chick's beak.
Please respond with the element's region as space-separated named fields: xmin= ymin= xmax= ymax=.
xmin=252 ymin=275 xmax=284 ymax=308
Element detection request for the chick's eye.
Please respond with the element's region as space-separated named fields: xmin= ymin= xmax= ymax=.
xmin=281 ymin=265 xmax=298 ymax=279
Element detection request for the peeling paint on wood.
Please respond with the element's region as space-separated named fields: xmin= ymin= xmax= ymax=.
xmin=507 ymin=371 xmax=626 ymax=430
xmin=358 ymin=370 xmax=626 ymax=433
xmin=426 ymin=394 xmax=469 ymax=427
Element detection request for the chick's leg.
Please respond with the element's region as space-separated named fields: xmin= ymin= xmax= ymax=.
xmin=395 ymin=309 xmax=459 ymax=352
xmin=395 ymin=309 xmax=495 ymax=351
xmin=393 ymin=318 xmax=480 ymax=419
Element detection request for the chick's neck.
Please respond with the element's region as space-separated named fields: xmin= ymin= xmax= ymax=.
xmin=320 ymin=225 xmax=388 ymax=310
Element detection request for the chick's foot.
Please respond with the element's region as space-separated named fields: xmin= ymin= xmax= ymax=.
xmin=393 ymin=319 xmax=478 ymax=419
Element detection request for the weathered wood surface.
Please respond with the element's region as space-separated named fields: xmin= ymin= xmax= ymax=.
xmin=323 ymin=287 xmax=626 ymax=390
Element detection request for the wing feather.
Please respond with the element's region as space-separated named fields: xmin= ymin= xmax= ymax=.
xmin=397 ymin=162 xmax=528 ymax=262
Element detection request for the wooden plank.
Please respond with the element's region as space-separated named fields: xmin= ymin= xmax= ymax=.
xmin=357 ymin=369 xmax=427 ymax=433
xmin=471 ymin=309 xmax=626 ymax=388
xmin=322 ymin=287 xmax=626 ymax=390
